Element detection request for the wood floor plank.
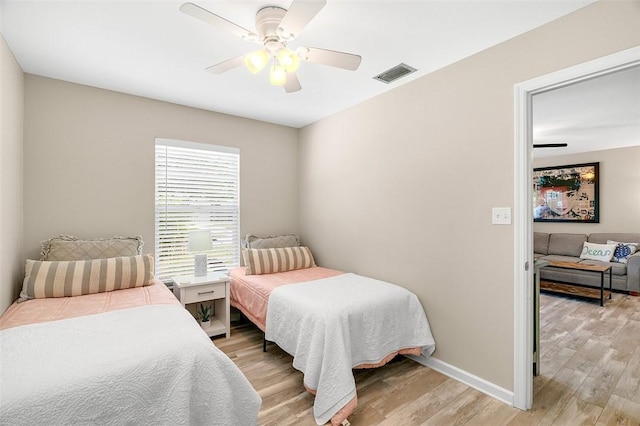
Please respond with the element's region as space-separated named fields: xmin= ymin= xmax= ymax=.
xmin=344 ymin=403 xmax=387 ymax=426
xmin=464 ymin=397 xmax=520 ymax=425
xmin=376 ymin=389 xmax=451 ymax=425
xmin=612 ymin=345 xmax=640 ymax=404
xmin=563 ymin=339 xmax=610 ymax=375
xmin=282 ymin=391 xmax=315 ymax=417
xmin=610 ymin=319 xmax=640 ymax=357
xmin=368 ymin=368 xmax=445 ymax=415
xmin=510 ymin=367 xmax=587 ymax=425
xmin=258 ymin=375 xmax=306 ymax=410
xmin=552 ymin=396 xmax=602 ymax=425
xmin=422 ymin=388 xmax=493 ymax=426
xmin=576 ymin=347 xmax=631 ymax=407
xmin=538 ymin=345 xmax=577 ymax=379
xmin=595 ymin=394 xmax=640 ymax=425
xmin=257 ymin=405 xmax=298 ymax=426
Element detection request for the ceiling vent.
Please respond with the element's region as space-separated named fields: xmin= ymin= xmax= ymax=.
xmin=373 ymin=63 xmax=417 ymax=84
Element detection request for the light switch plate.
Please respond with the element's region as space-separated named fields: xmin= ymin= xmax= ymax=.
xmin=492 ymin=207 xmax=511 ymax=225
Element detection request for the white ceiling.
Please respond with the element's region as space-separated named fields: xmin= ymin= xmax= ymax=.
xmin=1 ymin=0 xmax=599 ymax=129
xmin=533 ymin=65 xmax=640 ymax=158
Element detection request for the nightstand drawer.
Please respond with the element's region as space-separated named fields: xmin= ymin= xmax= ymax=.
xmin=182 ymin=282 xmax=226 ymax=304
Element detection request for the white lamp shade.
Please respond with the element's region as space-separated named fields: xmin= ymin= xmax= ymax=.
xmin=187 ymin=230 xmax=213 ymax=252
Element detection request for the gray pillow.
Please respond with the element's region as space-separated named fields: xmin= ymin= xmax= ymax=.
xmin=534 ymin=232 xmax=550 ymax=255
xmin=243 ymin=233 xmax=300 ymax=249
xmin=41 ymin=235 xmax=143 ymax=261
xmin=547 ymin=233 xmax=587 ymax=257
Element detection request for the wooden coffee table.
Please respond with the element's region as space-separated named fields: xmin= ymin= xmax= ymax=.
xmin=543 ymin=261 xmax=612 ymax=306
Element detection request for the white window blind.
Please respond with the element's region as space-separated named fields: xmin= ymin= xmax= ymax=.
xmin=155 ymin=139 xmax=240 ymax=280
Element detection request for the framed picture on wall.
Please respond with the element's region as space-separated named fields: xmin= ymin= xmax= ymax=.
xmin=533 ymin=162 xmax=599 ymax=223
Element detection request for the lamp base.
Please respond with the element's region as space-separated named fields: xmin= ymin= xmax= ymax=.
xmin=194 ymin=253 xmax=208 ymax=277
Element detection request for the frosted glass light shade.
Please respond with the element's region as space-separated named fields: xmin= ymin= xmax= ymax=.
xmin=270 ymin=65 xmax=287 ymax=86
xmin=276 ymin=48 xmax=300 ymax=72
xmin=244 ymin=50 xmax=269 ymax=74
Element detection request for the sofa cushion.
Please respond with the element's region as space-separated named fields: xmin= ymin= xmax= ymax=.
xmin=547 ymin=233 xmax=588 ymax=257
xmin=534 ymin=253 xmax=547 ymax=261
xmin=534 ymin=233 xmax=550 ymax=255
xmin=588 ymin=233 xmax=640 ymax=246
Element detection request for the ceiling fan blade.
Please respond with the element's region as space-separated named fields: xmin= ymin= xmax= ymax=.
xmin=284 ymin=73 xmax=302 ymax=93
xmin=206 ymin=55 xmax=246 ymax=74
xmin=277 ymin=0 xmax=326 ymax=40
xmin=533 ymin=143 xmax=568 ymax=148
xmin=180 ymin=2 xmax=257 ymax=41
xmin=297 ymin=47 xmax=361 ymax=71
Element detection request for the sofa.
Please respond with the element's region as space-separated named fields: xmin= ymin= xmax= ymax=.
xmin=534 ymin=232 xmax=640 ymax=295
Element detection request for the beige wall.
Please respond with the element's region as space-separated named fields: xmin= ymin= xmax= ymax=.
xmin=0 ymin=35 xmax=24 ymax=314
xmin=23 ymin=76 xmax=299 ymax=262
xmin=298 ymin=1 xmax=640 ymax=390
xmin=534 ymin=146 xmax=640 ymax=234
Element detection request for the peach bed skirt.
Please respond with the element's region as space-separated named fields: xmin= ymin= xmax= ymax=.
xmin=0 ymin=280 xmax=179 ymax=330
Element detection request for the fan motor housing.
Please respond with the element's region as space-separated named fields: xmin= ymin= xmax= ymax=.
xmin=256 ymin=6 xmax=286 ymax=41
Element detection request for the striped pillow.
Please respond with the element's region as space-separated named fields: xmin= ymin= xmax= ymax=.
xmin=19 ymin=254 xmax=155 ymax=301
xmin=243 ymin=247 xmax=315 ymax=275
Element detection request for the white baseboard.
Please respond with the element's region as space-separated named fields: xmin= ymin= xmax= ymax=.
xmin=405 ymin=354 xmax=514 ymax=406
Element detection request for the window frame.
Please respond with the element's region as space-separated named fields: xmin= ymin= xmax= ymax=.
xmin=154 ymin=138 xmax=240 ymax=280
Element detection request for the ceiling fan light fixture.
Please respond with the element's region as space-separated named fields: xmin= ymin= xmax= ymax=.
xmin=276 ymin=48 xmax=300 ymax=72
xmin=270 ymin=65 xmax=287 ymax=86
xmin=244 ymin=50 xmax=269 ymax=74
xmin=181 ymin=0 xmax=361 ymax=92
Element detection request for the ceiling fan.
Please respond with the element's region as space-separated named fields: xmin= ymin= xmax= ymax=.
xmin=180 ymin=0 xmax=362 ymax=93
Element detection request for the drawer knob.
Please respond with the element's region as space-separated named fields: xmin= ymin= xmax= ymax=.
xmin=198 ymin=290 xmax=215 ymax=295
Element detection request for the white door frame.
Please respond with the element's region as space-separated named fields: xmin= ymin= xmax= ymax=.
xmin=513 ymin=46 xmax=640 ymax=410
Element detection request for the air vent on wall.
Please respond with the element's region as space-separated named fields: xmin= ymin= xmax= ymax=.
xmin=373 ymin=63 xmax=417 ymax=84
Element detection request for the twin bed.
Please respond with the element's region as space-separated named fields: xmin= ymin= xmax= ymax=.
xmin=231 ymin=234 xmax=436 ymax=425
xmin=0 ymin=235 xmax=261 ymax=425
xmin=1 ymin=233 xmax=436 ymax=426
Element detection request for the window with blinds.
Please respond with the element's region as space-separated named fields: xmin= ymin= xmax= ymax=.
xmin=155 ymin=139 xmax=240 ymax=280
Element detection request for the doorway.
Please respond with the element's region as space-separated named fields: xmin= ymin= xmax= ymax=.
xmin=513 ymin=46 xmax=640 ymax=410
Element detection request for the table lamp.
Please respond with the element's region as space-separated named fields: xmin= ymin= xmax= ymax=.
xmin=188 ymin=230 xmax=213 ymax=277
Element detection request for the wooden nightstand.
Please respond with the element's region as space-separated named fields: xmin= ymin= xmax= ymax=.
xmin=172 ymin=272 xmax=230 ymax=338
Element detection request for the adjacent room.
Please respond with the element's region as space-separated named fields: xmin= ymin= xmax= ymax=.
xmin=528 ymin=65 xmax=640 ymax=423
xmin=1 ymin=0 xmax=639 ymax=424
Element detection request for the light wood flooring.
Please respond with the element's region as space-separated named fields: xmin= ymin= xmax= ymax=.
xmin=214 ymin=293 xmax=640 ymax=425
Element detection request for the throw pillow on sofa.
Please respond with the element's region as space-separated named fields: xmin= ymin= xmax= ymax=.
xmin=580 ymin=242 xmax=616 ymax=262
xmin=607 ymin=240 xmax=638 ymax=264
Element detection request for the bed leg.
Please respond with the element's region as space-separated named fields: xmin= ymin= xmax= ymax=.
xmin=263 ymin=336 xmax=267 ymax=352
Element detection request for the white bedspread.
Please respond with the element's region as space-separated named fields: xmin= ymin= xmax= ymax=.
xmin=265 ymin=273 xmax=435 ymax=425
xmin=0 ymin=304 xmax=261 ymax=425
